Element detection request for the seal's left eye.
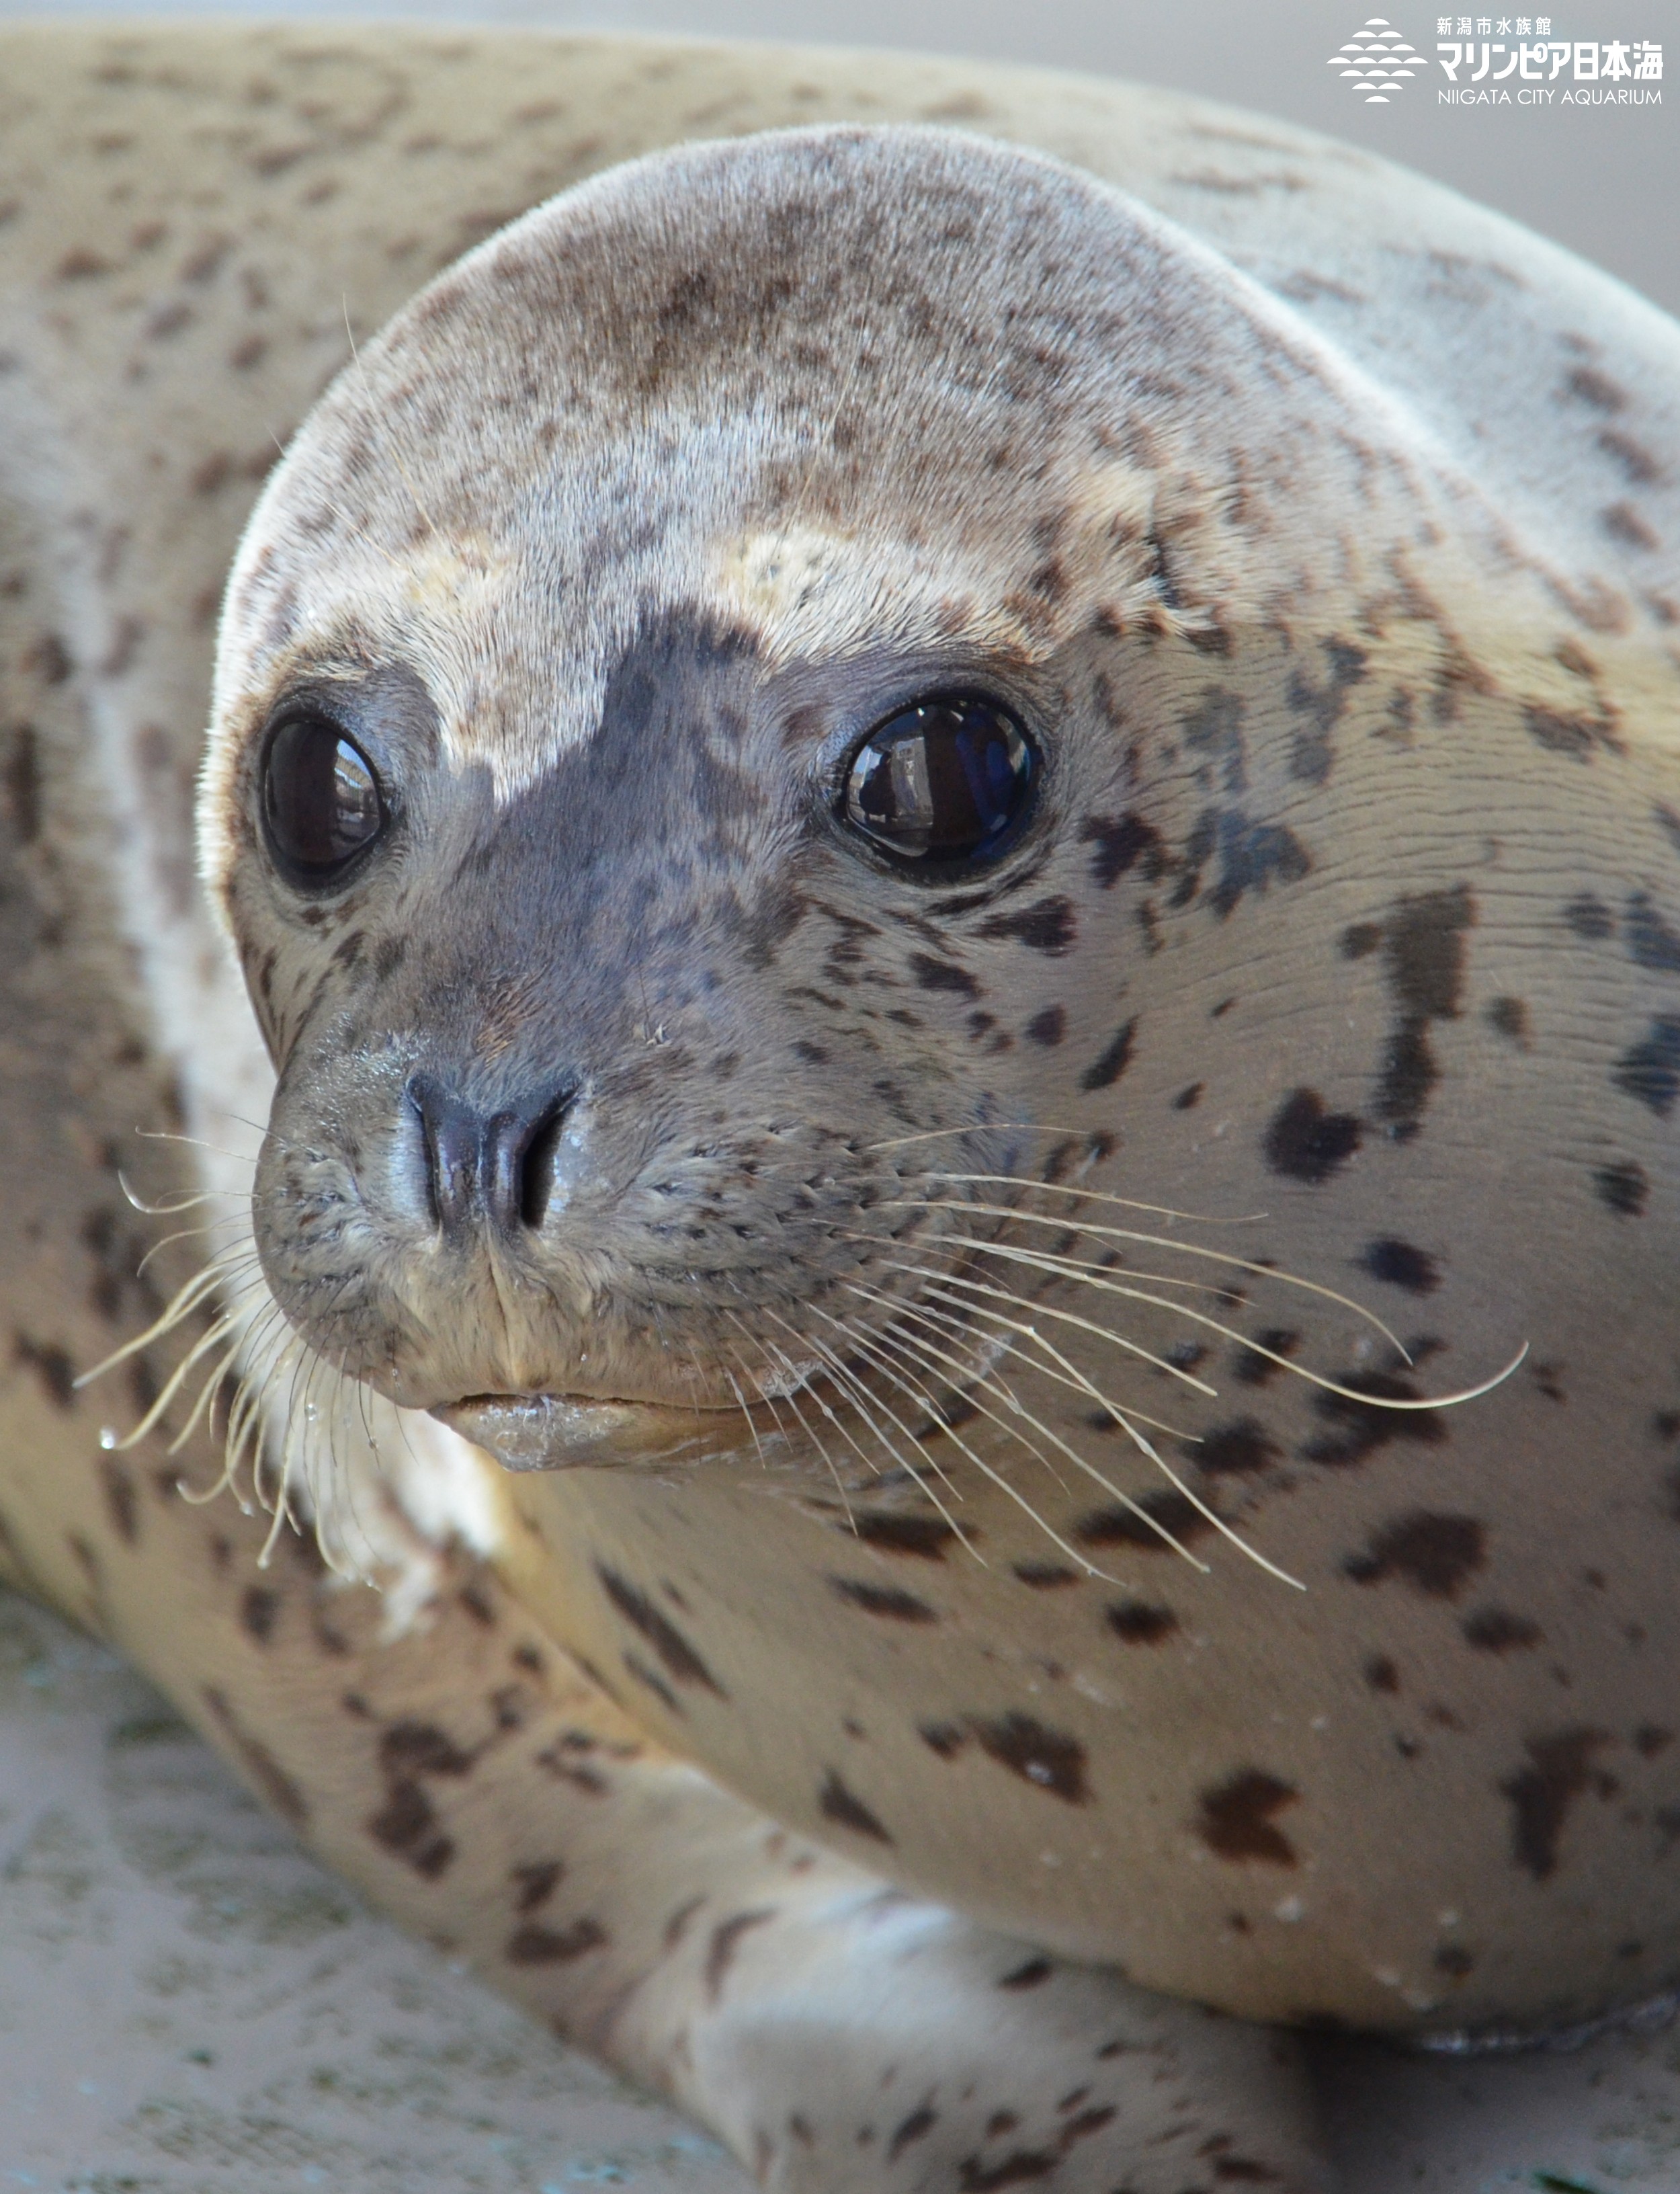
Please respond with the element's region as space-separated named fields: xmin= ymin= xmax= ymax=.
xmin=262 ymin=713 xmax=385 ymax=883
xmin=843 ymin=697 xmax=1036 ymax=868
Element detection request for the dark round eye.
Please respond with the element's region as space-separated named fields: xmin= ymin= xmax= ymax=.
xmin=843 ymin=696 xmax=1036 ymax=867
xmin=261 ymin=712 xmax=385 ymax=883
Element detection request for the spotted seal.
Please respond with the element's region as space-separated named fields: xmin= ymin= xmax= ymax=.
xmin=3 ymin=26 xmax=1678 ymax=2193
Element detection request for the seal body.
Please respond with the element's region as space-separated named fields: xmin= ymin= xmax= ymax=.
xmin=3 ymin=26 xmax=1679 ymax=2191
xmin=206 ymin=118 xmax=1680 ymax=2039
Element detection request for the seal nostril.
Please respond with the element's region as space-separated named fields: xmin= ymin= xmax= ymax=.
xmin=409 ymin=1073 xmax=482 ymax=1237
xmin=517 ymin=1094 xmax=573 ymax=1231
xmin=408 ymin=1073 xmax=574 ymax=1238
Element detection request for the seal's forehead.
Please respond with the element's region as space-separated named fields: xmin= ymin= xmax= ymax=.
xmin=208 ymin=125 xmax=1435 ymax=804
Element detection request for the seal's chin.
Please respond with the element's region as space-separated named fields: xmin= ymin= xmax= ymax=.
xmin=433 ymin=1391 xmax=735 ymax=1472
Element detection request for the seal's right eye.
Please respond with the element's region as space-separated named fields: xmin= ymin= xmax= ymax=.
xmin=842 ymin=696 xmax=1036 ymax=869
xmin=261 ymin=712 xmax=386 ymax=884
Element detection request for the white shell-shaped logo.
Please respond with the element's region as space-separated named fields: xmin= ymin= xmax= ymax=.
xmin=1328 ymin=15 xmax=1427 ymax=101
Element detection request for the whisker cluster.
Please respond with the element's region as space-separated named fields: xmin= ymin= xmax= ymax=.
xmin=79 ymin=1143 xmax=410 ymax=1583
xmin=85 ymin=1115 xmax=1523 ymax=1605
xmin=720 ymin=1132 xmax=1525 ymax=1592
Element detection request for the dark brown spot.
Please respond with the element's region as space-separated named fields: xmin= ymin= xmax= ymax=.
xmin=1062 ymin=2105 xmax=1116 ymax=2146
xmin=99 ymin=1457 xmax=138 ymax=1546
xmin=1363 ymin=1654 xmax=1400 ymax=1694
xmin=1105 ymin=1600 xmax=1178 ymax=1646
xmin=1433 ymin=1942 xmax=1475 ymax=1978
xmin=1233 ymin=1328 xmax=1299 ymax=1387
xmin=958 ymin=2148 xmax=1058 ymax=2189
xmin=1195 ymin=1418 xmax=1280 ymax=1476
xmin=828 ymin=1577 xmax=937 ymax=1623
xmin=13 ymin=1334 xmax=75 ymax=1411
xmin=889 ymin=2105 xmax=938 ymax=2160
xmin=3 ymin=722 xmax=40 ymax=844
xmin=1197 ymin=1770 xmax=1300 ymax=1866
xmin=969 ymin=1713 xmax=1089 ymax=1803
xmin=1597 ymin=428 xmax=1661 ymax=484
xmin=998 ymin=1955 xmax=1053 ymax=1990
xmin=1360 ymin=1238 xmax=1440 ymax=1295
xmin=1564 ymin=365 xmax=1628 ymax=413
xmin=1344 ymin=1512 xmax=1486 ymax=1599
xmin=1024 ymin=1006 xmax=1065 ymax=1047
xmin=1462 ymin=1607 xmax=1543 ymax=1654
xmin=704 ymin=1908 xmax=775 ymax=2001
xmin=1263 ymin=1088 xmax=1361 ymax=1184
xmin=1525 ymin=706 xmax=1617 ymax=763
xmin=1075 ymin=1488 xmax=1214 ymax=1553
xmin=851 ymin=1512 xmax=956 ymax=1560
xmin=979 ymin=897 xmax=1075 ymax=954
xmin=1079 ymin=1018 xmax=1137 ymax=1093
xmin=818 ymin=1769 xmax=893 ymax=1842
xmin=1012 ymin=1561 xmax=1079 ymax=1590
xmin=622 ymin=1654 xmax=679 ymax=1712
xmin=202 ymin=1687 xmax=308 ymax=1829
xmin=240 ymin=1585 xmax=279 ymax=1645
xmin=1564 ymin=892 xmax=1615 ymax=939
xmin=1501 ymin=1728 xmax=1613 ymax=1880
xmin=595 ymin=1565 xmax=725 ymax=1695
xmin=24 ymin=633 xmax=71 ymax=686
xmin=1626 ymin=892 xmax=1680 ymax=972
xmin=512 ymin=1859 xmax=562 ymax=1912
xmin=1603 ymin=501 xmax=1660 ymax=552
xmin=1614 ymin=1017 xmax=1680 ymax=1116
xmin=505 ymin=1916 xmax=607 ymax=1965
xmin=919 ymin=1719 xmax=967 ymax=1758
xmin=381 ymin=1722 xmax=474 ymax=1779
xmin=1082 ymin=811 xmax=1167 ymax=889
xmin=1286 ymin=639 xmax=1366 ymax=784
xmin=1486 ymin=996 xmax=1530 ymax=1047
xmin=910 ymin=952 xmax=980 ymax=1000
xmin=1303 ymin=1372 xmax=1445 ymax=1467
xmin=1634 ymin=1725 xmax=1673 ymax=1758
xmin=1374 ymin=885 xmax=1475 ymax=1139
xmin=55 ymin=247 xmax=112 ymax=280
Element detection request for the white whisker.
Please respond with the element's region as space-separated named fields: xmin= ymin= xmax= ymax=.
xmin=857 ymin=1276 xmax=1222 ymax=1574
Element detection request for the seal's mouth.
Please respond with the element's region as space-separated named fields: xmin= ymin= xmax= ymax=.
xmin=433 ymin=1390 xmax=737 ymax=1471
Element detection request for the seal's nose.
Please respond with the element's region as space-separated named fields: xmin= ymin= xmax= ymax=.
xmin=407 ymin=1073 xmax=574 ymax=1238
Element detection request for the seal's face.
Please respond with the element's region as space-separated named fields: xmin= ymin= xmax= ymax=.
xmin=228 ymin=620 xmax=1079 ymax=1422
xmin=205 ymin=124 xmax=1437 ymax=1430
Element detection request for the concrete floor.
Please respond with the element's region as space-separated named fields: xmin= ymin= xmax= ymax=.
xmin=0 ymin=1585 xmax=751 ymax=2194
xmin=5 ymin=1582 xmax=1680 ymax=2192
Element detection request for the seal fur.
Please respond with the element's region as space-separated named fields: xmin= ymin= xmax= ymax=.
xmin=5 ymin=26 xmax=1680 ymax=2190
xmin=200 ymin=115 xmax=1680 ymax=2042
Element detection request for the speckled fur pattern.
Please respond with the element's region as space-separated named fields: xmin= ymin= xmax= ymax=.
xmin=3 ymin=28 xmax=1679 ymax=2194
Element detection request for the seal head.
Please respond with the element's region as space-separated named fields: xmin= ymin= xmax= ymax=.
xmin=204 ymin=124 xmax=1554 ymax=1429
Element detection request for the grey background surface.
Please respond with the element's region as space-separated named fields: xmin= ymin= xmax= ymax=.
xmin=2 ymin=0 xmax=1675 ymax=313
